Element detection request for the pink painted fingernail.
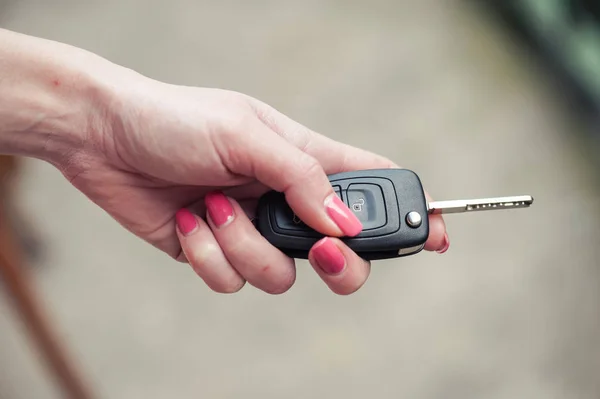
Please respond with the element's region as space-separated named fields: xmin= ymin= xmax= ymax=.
xmin=436 ymin=233 xmax=450 ymax=254
xmin=324 ymin=194 xmax=363 ymax=236
xmin=312 ymin=238 xmax=346 ymax=275
xmin=175 ymin=209 xmax=198 ymax=236
xmin=205 ymin=191 xmax=235 ymax=227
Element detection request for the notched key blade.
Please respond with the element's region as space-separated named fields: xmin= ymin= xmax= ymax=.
xmin=427 ymin=195 xmax=534 ymax=215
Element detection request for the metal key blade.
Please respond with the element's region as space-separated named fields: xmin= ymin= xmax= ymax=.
xmin=427 ymin=195 xmax=533 ymax=215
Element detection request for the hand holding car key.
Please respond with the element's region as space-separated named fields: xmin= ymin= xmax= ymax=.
xmin=256 ymin=169 xmax=533 ymax=260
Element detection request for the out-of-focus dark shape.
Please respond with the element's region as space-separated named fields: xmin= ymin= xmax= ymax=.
xmin=1 ymin=156 xmax=45 ymax=263
xmin=478 ymin=0 xmax=600 ymax=129
xmin=0 ymin=155 xmax=95 ymax=399
xmin=569 ymin=0 xmax=600 ymax=24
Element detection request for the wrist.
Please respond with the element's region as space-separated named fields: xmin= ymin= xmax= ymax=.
xmin=0 ymin=29 xmax=142 ymax=170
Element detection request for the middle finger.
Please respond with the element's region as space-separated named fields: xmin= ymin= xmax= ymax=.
xmin=204 ymin=191 xmax=297 ymax=294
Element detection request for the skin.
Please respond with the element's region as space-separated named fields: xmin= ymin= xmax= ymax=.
xmin=0 ymin=28 xmax=448 ymax=295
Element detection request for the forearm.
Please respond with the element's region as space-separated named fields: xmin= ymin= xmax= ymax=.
xmin=0 ymin=29 xmax=131 ymax=167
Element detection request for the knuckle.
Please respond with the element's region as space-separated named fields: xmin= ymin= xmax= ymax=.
xmin=331 ymin=286 xmax=359 ymax=296
xmin=211 ymin=278 xmax=245 ymax=294
xmin=219 ymin=104 xmax=256 ymax=135
xmin=187 ymin=243 xmax=246 ymax=294
xmin=330 ymin=280 xmax=365 ymax=296
xmin=249 ymin=261 xmax=295 ymax=295
xmin=188 ymin=242 xmax=220 ymax=268
xmin=295 ymin=155 xmax=323 ymax=182
xmin=212 ymin=89 xmax=249 ymax=112
xmin=264 ymin=278 xmax=294 ymax=295
xmin=225 ymin=235 xmax=253 ymax=260
xmin=231 ymin=113 xmax=255 ymax=134
xmin=218 ymin=232 xmax=296 ymax=294
xmin=213 ymin=114 xmax=257 ymax=173
xmin=265 ymin=270 xmax=295 ymax=295
xmin=258 ymin=108 xmax=313 ymax=146
xmin=251 ymin=102 xmax=279 ymax=129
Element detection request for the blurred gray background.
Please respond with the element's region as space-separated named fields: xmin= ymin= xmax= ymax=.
xmin=2 ymin=1 xmax=600 ymax=398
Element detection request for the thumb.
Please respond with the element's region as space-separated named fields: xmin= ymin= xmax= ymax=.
xmin=218 ymin=117 xmax=362 ymax=237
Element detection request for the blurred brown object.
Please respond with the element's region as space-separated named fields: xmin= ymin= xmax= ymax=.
xmin=0 ymin=154 xmax=17 ymax=183
xmin=0 ymin=154 xmax=94 ymax=399
xmin=0 ymin=155 xmax=44 ymax=261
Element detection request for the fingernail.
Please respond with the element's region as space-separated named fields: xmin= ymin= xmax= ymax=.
xmin=205 ymin=191 xmax=235 ymax=227
xmin=436 ymin=233 xmax=450 ymax=254
xmin=324 ymin=193 xmax=363 ymax=236
xmin=312 ymin=238 xmax=346 ymax=275
xmin=175 ymin=209 xmax=198 ymax=236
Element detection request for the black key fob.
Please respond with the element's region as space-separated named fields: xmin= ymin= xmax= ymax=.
xmin=255 ymin=168 xmax=429 ymax=261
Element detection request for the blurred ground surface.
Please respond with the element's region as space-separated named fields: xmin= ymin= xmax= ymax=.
xmin=1 ymin=1 xmax=600 ymax=398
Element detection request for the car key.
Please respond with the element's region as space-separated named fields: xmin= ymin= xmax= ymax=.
xmin=255 ymin=168 xmax=533 ymax=261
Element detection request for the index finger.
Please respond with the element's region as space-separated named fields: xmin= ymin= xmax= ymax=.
xmin=250 ymin=100 xmax=448 ymax=253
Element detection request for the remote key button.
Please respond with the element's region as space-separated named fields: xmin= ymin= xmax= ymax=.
xmin=346 ymin=183 xmax=387 ymax=230
xmin=273 ymin=186 xmax=342 ymax=233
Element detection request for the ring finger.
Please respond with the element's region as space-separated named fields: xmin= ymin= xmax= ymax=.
xmin=205 ymin=191 xmax=297 ymax=294
xmin=175 ymin=208 xmax=246 ymax=293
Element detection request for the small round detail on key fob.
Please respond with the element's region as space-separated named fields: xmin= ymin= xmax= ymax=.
xmin=405 ymin=211 xmax=423 ymax=228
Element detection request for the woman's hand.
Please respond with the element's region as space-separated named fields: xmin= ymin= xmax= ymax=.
xmin=65 ymin=79 xmax=448 ymax=295
xmin=0 ymin=29 xmax=448 ymax=295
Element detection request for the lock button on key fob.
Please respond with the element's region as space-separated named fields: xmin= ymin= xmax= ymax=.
xmin=346 ymin=183 xmax=387 ymax=230
xmin=256 ymin=169 xmax=430 ymax=260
